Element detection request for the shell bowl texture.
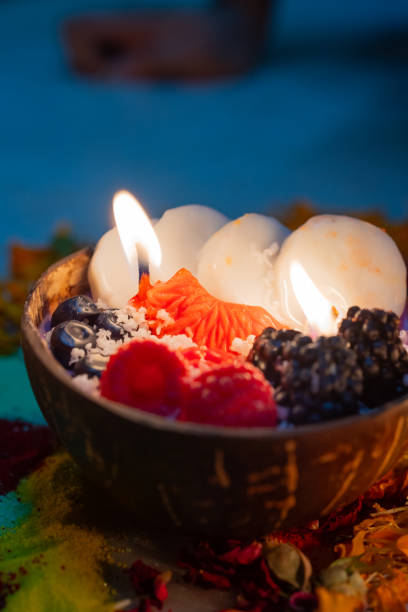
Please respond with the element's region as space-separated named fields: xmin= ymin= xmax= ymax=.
xmin=21 ymin=249 xmax=408 ymax=538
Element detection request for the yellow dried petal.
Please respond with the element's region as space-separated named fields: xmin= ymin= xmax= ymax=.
xmin=316 ymin=587 xmax=364 ymax=612
xmin=396 ymin=534 xmax=408 ymax=557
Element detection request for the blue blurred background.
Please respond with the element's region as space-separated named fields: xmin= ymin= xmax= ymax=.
xmin=1 ymin=0 xmax=407 ymax=271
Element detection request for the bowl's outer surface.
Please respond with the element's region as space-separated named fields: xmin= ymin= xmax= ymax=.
xmin=21 ymin=249 xmax=408 ymax=538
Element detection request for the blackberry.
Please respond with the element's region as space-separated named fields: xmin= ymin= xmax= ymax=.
xmin=339 ymin=306 xmax=408 ymax=406
xmin=274 ymin=335 xmax=364 ymax=425
xmin=248 ymin=328 xmax=309 ymax=386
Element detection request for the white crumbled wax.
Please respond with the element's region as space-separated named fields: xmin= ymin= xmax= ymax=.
xmin=88 ymin=228 xmax=139 ymax=308
xmin=71 ymin=304 xmax=196 ymax=395
xmin=149 ymin=204 xmax=228 ymax=283
xmin=69 ymin=301 xmax=252 ymax=396
xmin=230 ymin=335 xmax=256 ymax=358
xmin=275 ymin=215 xmax=407 ymax=332
xmin=197 ymin=213 xmax=290 ymax=314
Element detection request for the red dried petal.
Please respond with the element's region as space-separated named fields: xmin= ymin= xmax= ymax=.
xmin=0 ymin=420 xmax=54 ymax=495
xmin=190 ymin=569 xmax=232 ymax=590
xmin=319 ymin=497 xmax=364 ymax=532
xmin=272 ymin=529 xmax=321 ymax=553
xmin=180 ymin=540 xmax=279 ymax=609
xmin=127 ymin=561 xmax=169 ymax=610
xmin=128 ymin=560 xmax=160 ymax=593
xmin=154 ymin=580 xmax=168 ymax=605
xmin=219 ymin=543 xmax=263 ymax=566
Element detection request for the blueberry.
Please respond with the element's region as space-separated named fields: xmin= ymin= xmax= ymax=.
xmin=51 ymin=295 xmax=100 ymax=327
xmin=50 ymin=321 xmax=96 ymax=368
xmin=73 ymin=353 xmax=109 ymax=378
xmin=95 ymin=310 xmax=125 ymax=340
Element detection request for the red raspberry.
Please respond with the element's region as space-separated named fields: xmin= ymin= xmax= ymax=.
xmin=100 ymin=340 xmax=187 ymax=418
xmin=183 ymin=362 xmax=277 ymax=428
xmin=179 ymin=346 xmax=239 ymax=374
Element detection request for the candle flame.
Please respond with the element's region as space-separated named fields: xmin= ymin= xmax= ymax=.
xmin=113 ymin=190 xmax=162 ymax=280
xmin=290 ymin=261 xmax=337 ymax=336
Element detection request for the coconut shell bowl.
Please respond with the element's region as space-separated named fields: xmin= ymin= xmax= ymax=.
xmin=21 ymin=248 xmax=408 ymax=539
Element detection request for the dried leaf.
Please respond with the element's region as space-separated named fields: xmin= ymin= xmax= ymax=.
xmin=10 ymin=244 xmax=54 ymax=281
xmin=0 ymin=229 xmax=81 ymax=355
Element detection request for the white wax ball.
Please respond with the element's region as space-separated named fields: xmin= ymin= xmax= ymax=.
xmin=275 ymin=215 xmax=407 ymax=331
xmin=150 ymin=204 xmax=228 ymax=283
xmin=197 ymin=213 xmax=290 ymax=312
xmin=88 ymin=228 xmax=138 ymax=308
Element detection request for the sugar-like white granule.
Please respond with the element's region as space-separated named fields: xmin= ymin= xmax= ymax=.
xmin=160 ymin=333 xmax=195 ymax=351
xmin=66 ymin=305 xmax=196 ymax=395
xmin=69 ymin=347 xmax=86 ymax=366
xmin=155 ymin=309 xmax=175 ymax=334
xmin=55 ymin=300 xmax=254 ymax=398
xmin=230 ymin=335 xmax=255 ymax=357
xmin=117 ymin=305 xmax=149 ymax=335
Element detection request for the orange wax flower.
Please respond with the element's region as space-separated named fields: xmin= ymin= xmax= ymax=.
xmin=130 ymin=268 xmax=285 ymax=352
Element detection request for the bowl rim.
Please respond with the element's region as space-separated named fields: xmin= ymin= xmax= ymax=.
xmin=21 ymin=247 xmax=408 ymax=441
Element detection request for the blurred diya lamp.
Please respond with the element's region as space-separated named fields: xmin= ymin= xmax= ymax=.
xmin=21 ymin=190 xmax=408 ymax=536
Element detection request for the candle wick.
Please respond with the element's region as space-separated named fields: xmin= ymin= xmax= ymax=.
xmin=137 ymin=243 xmax=150 ymax=279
